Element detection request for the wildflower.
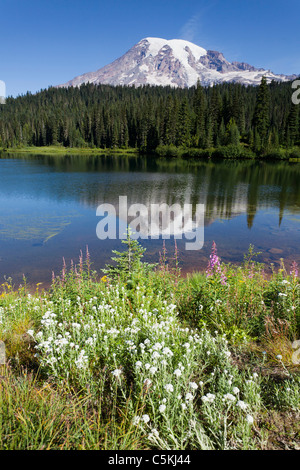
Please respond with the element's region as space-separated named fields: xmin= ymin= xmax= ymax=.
xmin=189 ymin=382 xmax=198 ymax=390
xmin=149 ymin=366 xmax=157 ymax=375
xmin=142 ymin=414 xmax=150 ymax=424
xmin=173 ymin=369 xmax=182 ymax=377
xmin=202 ymin=393 xmax=215 ymax=403
xmin=159 ymin=404 xmax=166 ymax=413
xmin=148 ymin=428 xmax=159 ymax=440
xmin=246 ymin=414 xmax=254 ymax=425
xmin=237 ymin=400 xmax=248 ymax=410
xmin=165 ymin=384 xmax=174 ymax=393
xmin=290 ymin=261 xmax=299 ymax=278
xmin=223 ymin=393 xmax=236 ymax=402
xmin=111 ymin=369 xmax=122 ymax=378
xmin=162 ymin=347 xmax=173 ymax=357
xmin=276 ymin=355 xmax=283 ymax=360
xmin=152 ymin=351 xmax=160 ymax=360
xmin=185 ymin=392 xmax=194 ymax=401
xmin=144 ymin=378 xmax=152 ymax=387
xmin=206 ymin=241 xmax=227 ymax=285
xmin=232 ymin=387 xmax=240 ymax=395
xmin=132 ymin=416 xmax=140 ymax=426
xmin=75 ymin=350 xmax=88 ymax=369
xmin=135 ymin=361 xmax=142 ymax=369
xmin=181 ymin=403 xmax=187 ymax=410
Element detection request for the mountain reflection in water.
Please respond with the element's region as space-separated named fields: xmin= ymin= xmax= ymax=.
xmin=0 ymin=153 xmax=299 ymax=287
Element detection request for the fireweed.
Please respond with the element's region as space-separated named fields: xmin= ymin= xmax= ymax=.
xmin=206 ymin=241 xmax=227 ymax=286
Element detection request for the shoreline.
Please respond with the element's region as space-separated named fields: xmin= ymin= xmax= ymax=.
xmin=0 ymin=146 xmax=139 ymax=156
xmin=1 ymin=144 xmax=300 ymax=161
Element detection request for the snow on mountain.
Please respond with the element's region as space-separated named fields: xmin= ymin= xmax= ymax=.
xmin=58 ymin=37 xmax=296 ymax=89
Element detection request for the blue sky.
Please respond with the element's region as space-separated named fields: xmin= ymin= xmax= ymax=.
xmin=1 ymin=0 xmax=299 ymax=97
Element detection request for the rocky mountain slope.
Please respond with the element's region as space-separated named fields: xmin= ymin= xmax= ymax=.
xmin=58 ymin=37 xmax=296 ymax=88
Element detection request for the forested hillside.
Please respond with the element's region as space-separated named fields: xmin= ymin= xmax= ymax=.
xmin=0 ymin=78 xmax=299 ymax=157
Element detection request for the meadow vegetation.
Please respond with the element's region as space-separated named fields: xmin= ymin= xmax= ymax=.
xmin=0 ymin=237 xmax=299 ymax=450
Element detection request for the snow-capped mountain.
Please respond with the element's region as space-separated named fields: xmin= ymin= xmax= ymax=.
xmin=58 ymin=37 xmax=296 ymax=89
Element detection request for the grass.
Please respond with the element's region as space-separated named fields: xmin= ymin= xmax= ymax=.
xmin=2 ymin=144 xmax=300 ymax=161
xmin=0 ymin=241 xmax=299 ymax=450
xmin=1 ymin=145 xmax=139 ymax=156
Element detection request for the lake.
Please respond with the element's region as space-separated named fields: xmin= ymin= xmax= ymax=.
xmin=0 ymin=153 xmax=300 ymax=288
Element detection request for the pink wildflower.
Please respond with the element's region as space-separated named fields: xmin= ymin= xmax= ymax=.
xmin=206 ymin=241 xmax=227 ymax=285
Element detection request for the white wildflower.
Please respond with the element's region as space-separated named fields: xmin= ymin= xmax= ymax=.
xmin=142 ymin=414 xmax=150 ymax=423
xmin=237 ymin=400 xmax=248 ymax=410
xmin=185 ymin=392 xmax=194 ymax=401
xmin=189 ymin=382 xmax=198 ymax=390
xmin=132 ymin=416 xmax=140 ymax=426
xmin=223 ymin=393 xmax=236 ymax=402
xmin=246 ymin=414 xmax=254 ymax=425
xmin=165 ymin=384 xmax=174 ymax=393
xmin=144 ymin=378 xmax=152 ymax=387
xmin=111 ymin=369 xmax=122 ymax=378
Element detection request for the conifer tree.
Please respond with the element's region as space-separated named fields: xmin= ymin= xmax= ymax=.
xmin=253 ymin=76 xmax=270 ymax=146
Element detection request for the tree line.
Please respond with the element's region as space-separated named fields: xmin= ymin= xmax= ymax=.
xmin=0 ymin=78 xmax=299 ymax=157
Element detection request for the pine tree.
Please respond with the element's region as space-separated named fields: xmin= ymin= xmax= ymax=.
xmin=193 ymin=80 xmax=206 ymax=147
xmin=226 ymin=118 xmax=240 ymax=147
xmin=176 ymin=98 xmax=191 ymax=147
xmin=253 ymin=76 xmax=270 ymax=146
xmin=102 ymin=229 xmax=148 ymax=281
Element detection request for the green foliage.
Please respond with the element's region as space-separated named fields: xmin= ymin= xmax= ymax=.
xmin=253 ymin=76 xmax=271 ymax=145
xmin=0 ymin=243 xmax=299 ymax=450
xmin=177 ymin=248 xmax=299 ymax=340
xmin=102 ymin=229 xmax=155 ymax=282
xmin=0 ymin=79 xmax=299 ymax=157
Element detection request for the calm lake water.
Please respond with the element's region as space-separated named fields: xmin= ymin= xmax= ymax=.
xmin=0 ymin=153 xmax=300 ymax=288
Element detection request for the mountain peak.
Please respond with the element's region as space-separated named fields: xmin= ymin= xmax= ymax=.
xmin=58 ymin=37 xmax=295 ymax=89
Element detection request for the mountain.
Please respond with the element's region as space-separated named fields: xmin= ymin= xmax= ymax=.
xmin=60 ymin=37 xmax=296 ymax=89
